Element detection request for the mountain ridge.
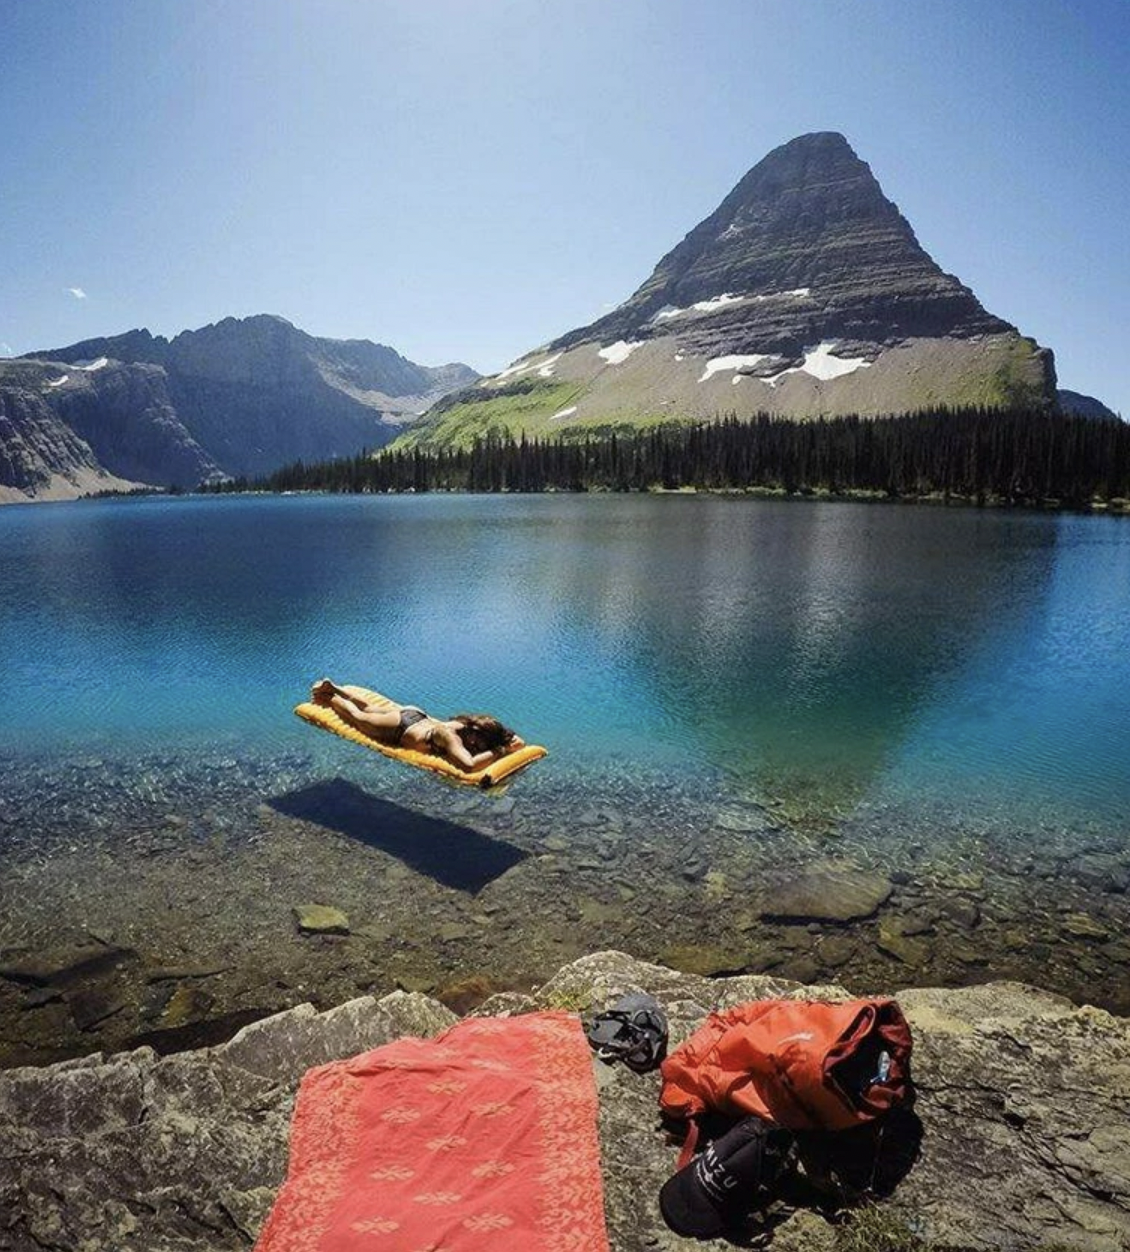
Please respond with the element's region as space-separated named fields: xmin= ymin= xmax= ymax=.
xmin=0 ymin=315 xmax=478 ymax=502
xmin=554 ymin=131 xmax=1014 ymax=353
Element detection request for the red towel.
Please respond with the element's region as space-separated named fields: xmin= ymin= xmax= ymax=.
xmin=256 ymin=1011 xmax=610 ymax=1252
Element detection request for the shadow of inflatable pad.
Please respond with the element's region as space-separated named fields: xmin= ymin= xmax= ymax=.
xmin=270 ymin=778 xmax=528 ymax=894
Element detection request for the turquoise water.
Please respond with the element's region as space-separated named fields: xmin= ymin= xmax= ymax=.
xmin=1 ymin=492 xmax=1128 ymax=838
xmin=3 ymin=491 xmax=1130 ymax=1057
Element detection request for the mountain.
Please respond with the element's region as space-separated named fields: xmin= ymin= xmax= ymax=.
xmin=401 ymin=132 xmax=1057 ymax=448
xmin=1 ymin=315 xmax=477 ymax=502
xmin=0 ymin=360 xmax=153 ymax=504
xmin=1057 ymin=389 xmax=1120 ymax=421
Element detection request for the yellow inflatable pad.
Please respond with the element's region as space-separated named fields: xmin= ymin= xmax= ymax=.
xmin=294 ymin=687 xmax=547 ymax=789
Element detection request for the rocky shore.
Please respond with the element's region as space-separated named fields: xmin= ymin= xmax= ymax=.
xmin=1 ymin=950 xmax=1128 ymax=1252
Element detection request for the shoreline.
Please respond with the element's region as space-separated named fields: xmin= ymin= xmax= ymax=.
xmin=196 ymin=484 xmax=1130 ymax=515
xmin=4 ymin=482 xmax=1130 ymax=514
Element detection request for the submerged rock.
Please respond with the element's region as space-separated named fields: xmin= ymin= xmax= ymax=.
xmin=160 ymin=984 xmax=215 ymax=1029
xmin=1062 ymin=913 xmax=1111 ymax=941
xmin=761 ymin=867 xmax=893 ymax=923
xmin=937 ymin=896 xmax=982 ymax=930
xmin=292 ymin=903 xmax=350 ymax=935
xmin=877 ymin=923 xmax=931 ymax=966
xmin=657 ymin=943 xmax=744 ymax=978
xmin=67 ymin=988 xmax=127 ymax=1032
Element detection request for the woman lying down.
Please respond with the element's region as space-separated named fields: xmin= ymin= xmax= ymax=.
xmin=310 ymin=680 xmax=525 ymax=772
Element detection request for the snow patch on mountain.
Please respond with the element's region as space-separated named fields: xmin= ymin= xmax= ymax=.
xmin=496 ymin=353 xmax=562 ymax=381
xmin=598 ymin=341 xmax=643 ymax=365
xmin=767 ymin=341 xmax=871 ymax=385
xmin=691 ymin=293 xmax=745 ymax=314
xmin=654 ymin=289 xmax=809 ymax=324
xmin=699 ymin=354 xmax=775 ymax=382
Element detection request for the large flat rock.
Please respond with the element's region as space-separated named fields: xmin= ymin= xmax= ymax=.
xmin=760 ymin=866 xmax=894 ymax=922
xmin=0 ymin=951 xmax=1127 ymax=1251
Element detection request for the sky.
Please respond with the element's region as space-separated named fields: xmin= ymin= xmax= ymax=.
xmin=1 ymin=0 xmax=1128 ymax=414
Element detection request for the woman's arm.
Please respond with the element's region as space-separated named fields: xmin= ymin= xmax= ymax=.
xmin=432 ymin=725 xmax=497 ymax=771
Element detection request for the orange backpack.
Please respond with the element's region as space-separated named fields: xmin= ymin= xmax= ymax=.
xmin=659 ymin=998 xmax=912 ymax=1162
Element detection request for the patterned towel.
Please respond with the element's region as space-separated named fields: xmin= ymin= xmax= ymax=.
xmin=256 ymin=1011 xmax=609 ymax=1252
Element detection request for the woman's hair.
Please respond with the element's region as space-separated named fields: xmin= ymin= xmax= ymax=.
xmin=451 ymin=713 xmax=516 ymax=755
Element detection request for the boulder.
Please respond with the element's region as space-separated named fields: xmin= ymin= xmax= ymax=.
xmin=0 ymin=991 xmax=455 ymax=1252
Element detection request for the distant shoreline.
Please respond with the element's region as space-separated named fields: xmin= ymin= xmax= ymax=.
xmin=4 ymin=482 xmax=1129 ymax=515
xmin=194 ymin=484 xmax=1130 ymax=515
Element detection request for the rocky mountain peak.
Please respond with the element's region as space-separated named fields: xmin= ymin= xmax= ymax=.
xmin=2 ymin=315 xmax=479 ymax=500
xmin=556 ymin=130 xmax=1010 ymax=354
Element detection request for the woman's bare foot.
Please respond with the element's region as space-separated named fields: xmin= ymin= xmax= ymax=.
xmin=311 ymin=679 xmax=336 ymax=705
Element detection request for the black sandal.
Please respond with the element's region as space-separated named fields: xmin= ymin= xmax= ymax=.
xmin=585 ymin=993 xmax=668 ymax=1073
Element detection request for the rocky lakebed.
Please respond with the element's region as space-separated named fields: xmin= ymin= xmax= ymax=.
xmin=1 ymin=745 xmax=1129 ymax=1250
xmin=1 ymin=746 xmax=1127 ymax=1074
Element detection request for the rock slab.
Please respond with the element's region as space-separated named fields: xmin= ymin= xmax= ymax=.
xmin=1 ymin=951 xmax=1127 ymax=1251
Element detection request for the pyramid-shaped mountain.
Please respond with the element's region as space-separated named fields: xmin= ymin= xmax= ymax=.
xmin=404 ymin=133 xmax=1055 ymax=447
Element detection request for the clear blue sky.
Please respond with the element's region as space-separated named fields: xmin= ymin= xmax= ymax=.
xmin=2 ymin=0 xmax=1127 ymax=413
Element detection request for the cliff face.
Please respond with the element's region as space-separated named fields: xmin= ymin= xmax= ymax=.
xmin=403 ymin=133 xmax=1056 ymax=448
xmin=0 ymin=368 xmax=104 ymax=495
xmin=48 ymin=361 xmax=221 ymax=488
xmin=0 ymin=358 xmax=211 ymax=502
xmin=1 ymin=316 xmax=478 ymax=502
xmin=0 ymin=951 xmax=1127 ymax=1252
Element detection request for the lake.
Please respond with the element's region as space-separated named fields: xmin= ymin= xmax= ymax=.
xmin=1 ymin=493 xmax=1128 ymax=1064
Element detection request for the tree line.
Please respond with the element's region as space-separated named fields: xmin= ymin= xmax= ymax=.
xmin=202 ymin=406 xmax=1130 ymax=506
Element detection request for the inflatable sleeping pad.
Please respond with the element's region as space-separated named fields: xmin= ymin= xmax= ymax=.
xmin=294 ymin=686 xmax=547 ymax=788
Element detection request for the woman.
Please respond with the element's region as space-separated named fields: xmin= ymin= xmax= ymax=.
xmin=311 ymin=680 xmax=525 ymax=772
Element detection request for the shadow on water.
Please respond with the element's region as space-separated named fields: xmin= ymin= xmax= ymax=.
xmin=269 ymin=777 xmax=528 ymax=893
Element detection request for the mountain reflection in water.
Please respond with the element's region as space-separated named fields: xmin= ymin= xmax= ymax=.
xmin=0 ymin=493 xmax=1126 ymax=836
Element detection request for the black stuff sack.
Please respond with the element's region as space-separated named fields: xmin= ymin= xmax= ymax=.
xmin=659 ymin=1114 xmax=795 ymax=1239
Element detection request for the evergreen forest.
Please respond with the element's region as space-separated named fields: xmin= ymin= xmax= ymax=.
xmin=202 ymin=407 xmax=1130 ymax=507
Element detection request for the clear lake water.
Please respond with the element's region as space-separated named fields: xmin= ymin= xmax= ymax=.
xmin=1 ymin=493 xmax=1128 ymax=1061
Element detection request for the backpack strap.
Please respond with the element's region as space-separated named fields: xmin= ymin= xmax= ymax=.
xmin=675 ymin=1118 xmax=701 ymax=1170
